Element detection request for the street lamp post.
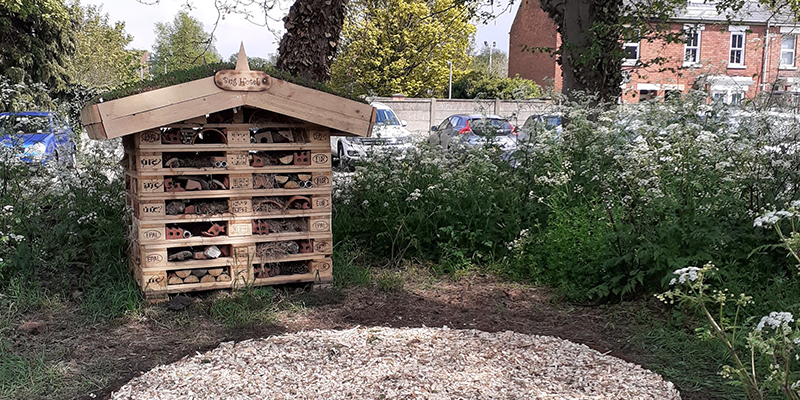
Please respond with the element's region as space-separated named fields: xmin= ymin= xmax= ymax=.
xmin=447 ymin=60 xmax=453 ymax=99
xmin=484 ymin=41 xmax=496 ymax=75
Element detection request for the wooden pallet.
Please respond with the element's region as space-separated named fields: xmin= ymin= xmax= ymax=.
xmin=129 ymin=125 xmax=331 ymax=150
xmin=131 ymin=255 xmax=332 ymax=301
xmin=120 ymin=108 xmax=337 ymax=302
xmin=128 ymin=193 xmax=332 ymax=221
xmin=126 ymin=171 xmax=332 ymax=198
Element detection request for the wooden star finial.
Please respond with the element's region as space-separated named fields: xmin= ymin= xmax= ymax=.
xmin=235 ymin=42 xmax=250 ymax=71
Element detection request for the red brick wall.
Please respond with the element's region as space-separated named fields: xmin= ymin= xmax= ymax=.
xmin=508 ymin=0 xmax=562 ymax=92
xmin=623 ymin=23 xmax=773 ymax=102
xmin=508 ymin=4 xmax=800 ymax=102
xmin=772 ymin=29 xmax=800 ymax=89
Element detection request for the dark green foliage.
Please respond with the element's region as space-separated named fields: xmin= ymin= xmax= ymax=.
xmin=0 ymin=0 xmax=78 ymax=112
xmin=0 ymin=0 xmax=75 ymax=93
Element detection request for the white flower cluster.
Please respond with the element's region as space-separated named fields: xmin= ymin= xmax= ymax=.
xmin=754 ymin=211 xmax=781 ymax=228
xmin=77 ymin=212 xmax=98 ymax=225
xmin=669 ymin=267 xmax=702 ymax=285
xmin=406 ymin=188 xmax=422 ymax=202
xmin=506 ymin=229 xmax=530 ymax=251
xmin=754 ymin=209 xmax=800 ymax=228
xmin=755 ymin=311 xmax=795 ymax=332
xmin=8 ymin=233 xmax=24 ymax=242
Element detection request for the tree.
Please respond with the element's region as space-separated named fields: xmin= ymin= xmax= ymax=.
xmin=451 ymin=71 xmax=541 ymax=99
xmin=227 ymin=52 xmax=276 ymax=70
xmin=68 ymin=2 xmax=142 ymax=90
xmin=534 ymin=0 xmax=692 ymax=103
xmin=330 ymin=0 xmax=476 ymax=97
xmin=470 ymin=46 xmax=508 ymax=78
xmin=276 ymin=0 xmax=348 ymax=82
xmin=150 ymin=11 xmax=221 ymax=75
xmin=0 ymin=0 xmax=75 ymax=95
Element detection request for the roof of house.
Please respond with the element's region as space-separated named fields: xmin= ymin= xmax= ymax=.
xmin=80 ymin=45 xmax=376 ymax=140
xmin=672 ymin=1 xmax=798 ymax=25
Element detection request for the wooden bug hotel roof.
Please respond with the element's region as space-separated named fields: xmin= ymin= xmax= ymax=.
xmin=80 ymin=44 xmax=376 ymax=139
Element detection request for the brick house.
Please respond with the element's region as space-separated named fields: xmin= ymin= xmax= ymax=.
xmin=509 ymin=0 xmax=800 ymax=104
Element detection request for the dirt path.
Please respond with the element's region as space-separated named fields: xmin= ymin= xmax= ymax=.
xmin=7 ymin=274 xmax=722 ymax=400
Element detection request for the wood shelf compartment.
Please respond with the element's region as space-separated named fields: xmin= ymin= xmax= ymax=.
xmin=129 ymin=194 xmax=332 ymax=222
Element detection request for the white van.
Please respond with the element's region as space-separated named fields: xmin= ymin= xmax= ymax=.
xmin=331 ymin=102 xmax=414 ymax=165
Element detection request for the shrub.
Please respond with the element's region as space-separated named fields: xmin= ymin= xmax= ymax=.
xmin=0 ymin=137 xmax=139 ymax=318
xmin=334 ymin=92 xmax=800 ymax=301
xmin=451 ymin=71 xmax=542 ymax=100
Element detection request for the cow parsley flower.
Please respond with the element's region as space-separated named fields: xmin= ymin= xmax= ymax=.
xmin=406 ymin=189 xmax=422 ymax=202
xmin=669 ymin=267 xmax=702 ymax=285
xmin=753 ymin=211 xmax=780 ymax=228
xmin=755 ymin=312 xmax=794 ymax=332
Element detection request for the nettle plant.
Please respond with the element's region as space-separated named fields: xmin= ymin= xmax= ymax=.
xmin=659 ymin=205 xmax=800 ymax=399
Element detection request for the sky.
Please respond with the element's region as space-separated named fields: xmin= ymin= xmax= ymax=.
xmin=81 ymin=0 xmax=517 ymax=60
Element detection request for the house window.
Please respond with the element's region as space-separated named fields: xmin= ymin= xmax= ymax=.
xmin=729 ymin=32 xmax=745 ymax=67
xmin=684 ymin=29 xmax=701 ymax=65
xmin=711 ymin=88 xmax=746 ymax=105
xmin=781 ymin=35 xmax=796 ymax=68
xmin=623 ymin=42 xmax=639 ymax=66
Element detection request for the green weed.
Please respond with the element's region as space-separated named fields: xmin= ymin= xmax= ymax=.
xmin=209 ymin=287 xmax=276 ymax=327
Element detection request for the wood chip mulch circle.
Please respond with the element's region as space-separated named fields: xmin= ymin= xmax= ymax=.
xmin=111 ymin=327 xmax=681 ymax=399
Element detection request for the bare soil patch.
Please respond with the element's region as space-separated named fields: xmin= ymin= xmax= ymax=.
xmin=5 ymin=273 xmax=719 ymax=400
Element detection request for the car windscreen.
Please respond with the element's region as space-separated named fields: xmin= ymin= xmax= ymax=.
xmin=0 ymin=115 xmax=51 ymax=135
xmin=469 ymin=118 xmax=512 ymax=135
xmin=375 ymin=109 xmax=401 ymax=126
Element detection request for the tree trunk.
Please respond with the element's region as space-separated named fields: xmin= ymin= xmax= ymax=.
xmin=539 ymin=0 xmax=623 ymax=103
xmin=276 ymin=0 xmax=348 ymax=82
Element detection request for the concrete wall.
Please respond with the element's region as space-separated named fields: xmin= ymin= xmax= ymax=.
xmin=372 ymin=97 xmax=554 ymax=137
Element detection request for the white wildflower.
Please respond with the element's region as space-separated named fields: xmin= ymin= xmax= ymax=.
xmin=406 ymin=189 xmax=422 ymax=202
xmin=755 ymin=312 xmax=794 ymax=332
xmin=77 ymin=212 xmax=97 ymax=225
xmin=670 ymin=267 xmax=702 ymax=285
xmin=753 ymin=211 xmax=780 ymax=228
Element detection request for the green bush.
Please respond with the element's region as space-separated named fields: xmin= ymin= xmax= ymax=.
xmin=451 ymin=70 xmax=541 ymax=100
xmin=0 ymin=139 xmax=140 ymax=318
xmin=334 ymin=92 xmax=800 ymax=301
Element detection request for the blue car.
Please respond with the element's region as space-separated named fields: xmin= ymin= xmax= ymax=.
xmin=0 ymin=111 xmax=76 ymax=165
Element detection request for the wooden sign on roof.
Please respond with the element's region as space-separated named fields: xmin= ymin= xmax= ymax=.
xmin=214 ymin=43 xmax=272 ymax=92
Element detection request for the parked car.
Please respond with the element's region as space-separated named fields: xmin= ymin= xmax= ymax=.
xmin=0 ymin=111 xmax=76 ymax=165
xmin=331 ymin=102 xmax=414 ymax=165
xmin=428 ymin=114 xmax=518 ymax=153
xmin=519 ymin=114 xmax=562 ymax=142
